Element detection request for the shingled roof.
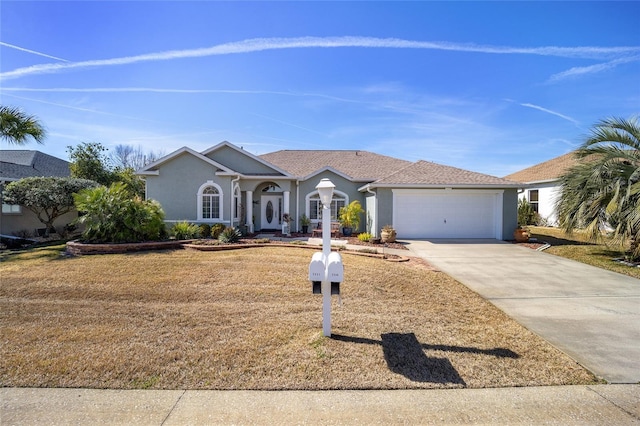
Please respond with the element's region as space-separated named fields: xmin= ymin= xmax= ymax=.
xmin=259 ymin=150 xmax=412 ymax=181
xmin=0 ymin=150 xmax=70 ymax=181
xmin=371 ymin=160 xmax=521 ymax=187
xmin=504 ymin=151 xmax=583 ymax=183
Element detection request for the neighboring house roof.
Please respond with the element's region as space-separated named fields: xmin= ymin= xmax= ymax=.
xmin=0 ymin=150 xmax=70 ymax=182
xmin=259 ymin=150 xmax=412 ymax=181
xmin=504 ymin=151 xmax=581 ymax=183
xmin=368 ymin=160 xmax=522 ymax=188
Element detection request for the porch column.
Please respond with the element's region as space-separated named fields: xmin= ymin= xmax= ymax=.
xmin=283 ymin=190 xmax=290 ymax=217
xmin=246 ymin=190 xmax=254 ymax=233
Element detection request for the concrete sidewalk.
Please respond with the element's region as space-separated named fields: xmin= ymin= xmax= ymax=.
xmin=2 ymin=385 xmax=639 ymax=425
xmin=404 ymin=239 xmax=640 ymax=384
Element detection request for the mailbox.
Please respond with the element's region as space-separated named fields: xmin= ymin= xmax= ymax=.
xmin=327 ymin=252 xmax=343 ymax=295
xmin=309 ymin=252 xmax=325 ymax=281
xmin=309 ymin=252 xmax=325 ymax=294
xmin=326 ymin=252 xmax=344 ymax=282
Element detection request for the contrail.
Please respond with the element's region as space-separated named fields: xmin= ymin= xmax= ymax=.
xmin=0 ymin=41 xmax=69 ymax=62
xmin=2 ymin=36 xmax=639 ymax=80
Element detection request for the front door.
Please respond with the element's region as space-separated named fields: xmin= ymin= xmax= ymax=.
xmin=261 ymin=195 xmax=282 ymax=230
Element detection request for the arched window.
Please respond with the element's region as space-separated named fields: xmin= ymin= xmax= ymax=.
xmin=306 ymin=190 xmax=348 ymax=222
xmin=197 ymin=182 xmax=223 ymax=220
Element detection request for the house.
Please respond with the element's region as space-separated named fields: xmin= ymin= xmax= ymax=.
xmin=137 ymin=141 xmax=522 ymax=240
xmin=0 ymin=150 xmax=74 ymax=236
xmin=504 ymin=151 xmax=583 ymax=226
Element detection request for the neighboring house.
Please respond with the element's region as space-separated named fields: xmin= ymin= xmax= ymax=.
xmin=0 ymin=150 xmax=75 ymax=236
xmin=504 ymin=151 xmax=582 ymax=226
xmin=137 ymin=141 xmax=521 ymax=239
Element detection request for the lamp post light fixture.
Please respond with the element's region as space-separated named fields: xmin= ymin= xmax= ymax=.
xmin=314 ymin=178 xmax=338 ymax=337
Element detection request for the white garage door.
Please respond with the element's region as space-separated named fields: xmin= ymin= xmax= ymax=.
xmin=393 ymin=190 xmax=502 ymax=239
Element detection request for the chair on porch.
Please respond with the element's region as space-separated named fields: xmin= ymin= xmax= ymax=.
xmin=311 ymin=221 xmax=341 ymax=238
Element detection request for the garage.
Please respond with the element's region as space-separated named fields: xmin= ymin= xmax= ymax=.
xmin=393 ymin=189 xmax=503 ymax=239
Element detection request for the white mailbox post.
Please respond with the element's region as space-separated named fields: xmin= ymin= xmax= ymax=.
xmin=307 ymin=178 xmax=344 ymax=337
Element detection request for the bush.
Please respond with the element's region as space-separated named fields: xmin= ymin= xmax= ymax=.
xmin=211 ymin=223 xmax=226 ymax=239
xmin=357 ymin=232 xmax=372 ymax=242
xmin=218 ymin=227 xmax=242 ymax=243
xmin=74 ymin=182 xmax=166 ymax=243
xmin=518 ymin=199 xmax=538 ymax=226
xmin=171 ymin=221 xmax=201 ymax=240
xmin=198 ymin=223 xmax=211 ymax=238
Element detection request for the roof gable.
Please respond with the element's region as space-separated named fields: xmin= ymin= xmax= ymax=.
xmin=259 ymin=150 xmax=412 ymax=181
xmin=137 ymin=146 xmax=234 ymax=176
xmin=370 ymin=160 xmax=521 ymax=188
xmin=0 ymin=150 xmax=70 ymax=181
xmin=201 ymin=142 xmax=290 ymax=177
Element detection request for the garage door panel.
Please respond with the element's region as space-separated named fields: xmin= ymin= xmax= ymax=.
xmin=394 ymin=192 xmax=497 ymax=239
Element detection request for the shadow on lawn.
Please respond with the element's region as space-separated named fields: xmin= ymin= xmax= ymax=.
xmin=332 ymin=332 xmax=519 ymax=385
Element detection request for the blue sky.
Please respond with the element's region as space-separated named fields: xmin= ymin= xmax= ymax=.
xmin=1 ymin=1 xmax=638 ymax=177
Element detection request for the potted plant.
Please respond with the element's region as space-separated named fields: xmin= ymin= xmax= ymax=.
xmin=514 ymin=225 xmax=530 ymax=242
xmin=338 ymin=200 xmax=364 ymax=237
xmin=300 ymin=213 xmax=311 ymax=234
xmin=380 ymin=224 xmax=396 ymax=243
xmin=282 ymin=213 xmax=292 ymax=236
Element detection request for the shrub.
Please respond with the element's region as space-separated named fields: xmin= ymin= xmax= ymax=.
xmin=357 ymin=232 xmax=372 ymax=242
xmin=171 ymin=221 xmax=201 ymax=240
xmin=198 ymin=223 xmax=211 ymax=238
xmin=518 ymin=199 xmax=538 ymax=226
xmin=211 ymin=223 xmax=226 ymax=239
xmin=218 ymin=227 xmax=242 ymax=243
xmin=74 ymin=182 xmax=166 ymax=243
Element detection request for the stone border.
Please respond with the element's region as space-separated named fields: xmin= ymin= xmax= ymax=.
xmin=66 ymin=239 xmax=410 ymax=262
xmin=66 ymin=240 xmax=185 ymax=256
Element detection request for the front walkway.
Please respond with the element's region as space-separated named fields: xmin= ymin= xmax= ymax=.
xmin=404 ymin=239 xmax=640 ymax=383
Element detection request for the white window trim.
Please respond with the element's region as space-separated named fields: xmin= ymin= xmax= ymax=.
xmin=197 ymin=181 xmax=224 ymax=221
xmin=305 ymin=189 xmax=348 ymax=222
xmin=2 ymin=204 xmax=22 ymax=214
xmin=233 ymin=183 xmax=241 ymax=221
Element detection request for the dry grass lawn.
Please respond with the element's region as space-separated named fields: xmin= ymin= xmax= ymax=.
xmin=1 ymin=244 xmax=598 ymax=390
xmin=530 ymin=226 xmax=640 ymax=279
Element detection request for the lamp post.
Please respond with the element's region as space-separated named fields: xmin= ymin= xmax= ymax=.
xmin=316 ymin=178 xmax=335 ymax=336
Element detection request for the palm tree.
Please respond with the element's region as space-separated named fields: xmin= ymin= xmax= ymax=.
xmin=556 ymin=116 xmax=640 ymax=259
xmin=0 ymin=106 xmax=46 ymax=145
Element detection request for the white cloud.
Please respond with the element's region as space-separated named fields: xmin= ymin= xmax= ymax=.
xmin=548 ymin=55 xmax=640 ymax=82
xmin=0 ymin=41 xmax=69 ymax=62
xmin=2 ymin=36 xmax=638 ymax=80
xmin=518 ymin=103 xmax=581 ymax=127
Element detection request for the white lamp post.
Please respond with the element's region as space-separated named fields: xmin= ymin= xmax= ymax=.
xmin=315 ymin=178 xmax=335 ymax=336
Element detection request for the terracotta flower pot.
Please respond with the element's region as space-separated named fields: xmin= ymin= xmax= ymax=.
xmin=514 ymin=228 xmax=530 ymax=242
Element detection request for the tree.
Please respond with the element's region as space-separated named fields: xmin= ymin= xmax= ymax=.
xmin=74 ymin=182 xmax=166 ymax=243
xmin=556 ymin=116 xmax=640 ymax=259
xmin=67 ymin=142 xmax=115 ymax=186
xmin=0 ymin=106 xmax=46 ymax=145
xmin=110 ymin=144 xmax=165 ymax=170
xmin=3 ymin=177 xmax=98 ymax=235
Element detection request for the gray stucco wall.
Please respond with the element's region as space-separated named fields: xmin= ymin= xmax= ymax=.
xmin=145 ymin=153 xmax=231 ymax=223
xmin=374 ymin=188 xmax=394 ymax=235
xmin=206 ymin=145 xmax=278 ymax=175
xmin=1 ymin=209 xmax=78 ymax=236
xmin=502 ymin=188 xmax=518 ymax=240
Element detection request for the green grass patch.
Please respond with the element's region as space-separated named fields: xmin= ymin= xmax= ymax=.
xmin=530 ymin=227 xmax=640 ymax=279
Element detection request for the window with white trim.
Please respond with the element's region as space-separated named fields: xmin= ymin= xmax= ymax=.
xmin=197 ymin=182 xmax=223 ymax=220
xmin=307 ymin=190 xmax=347 ymax=222
xmin=528 ymin=190 xmax=539 ymax=213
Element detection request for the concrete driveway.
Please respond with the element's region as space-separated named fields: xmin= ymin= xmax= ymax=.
xmin=404 ymin=239 xmax=640 ymax=384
